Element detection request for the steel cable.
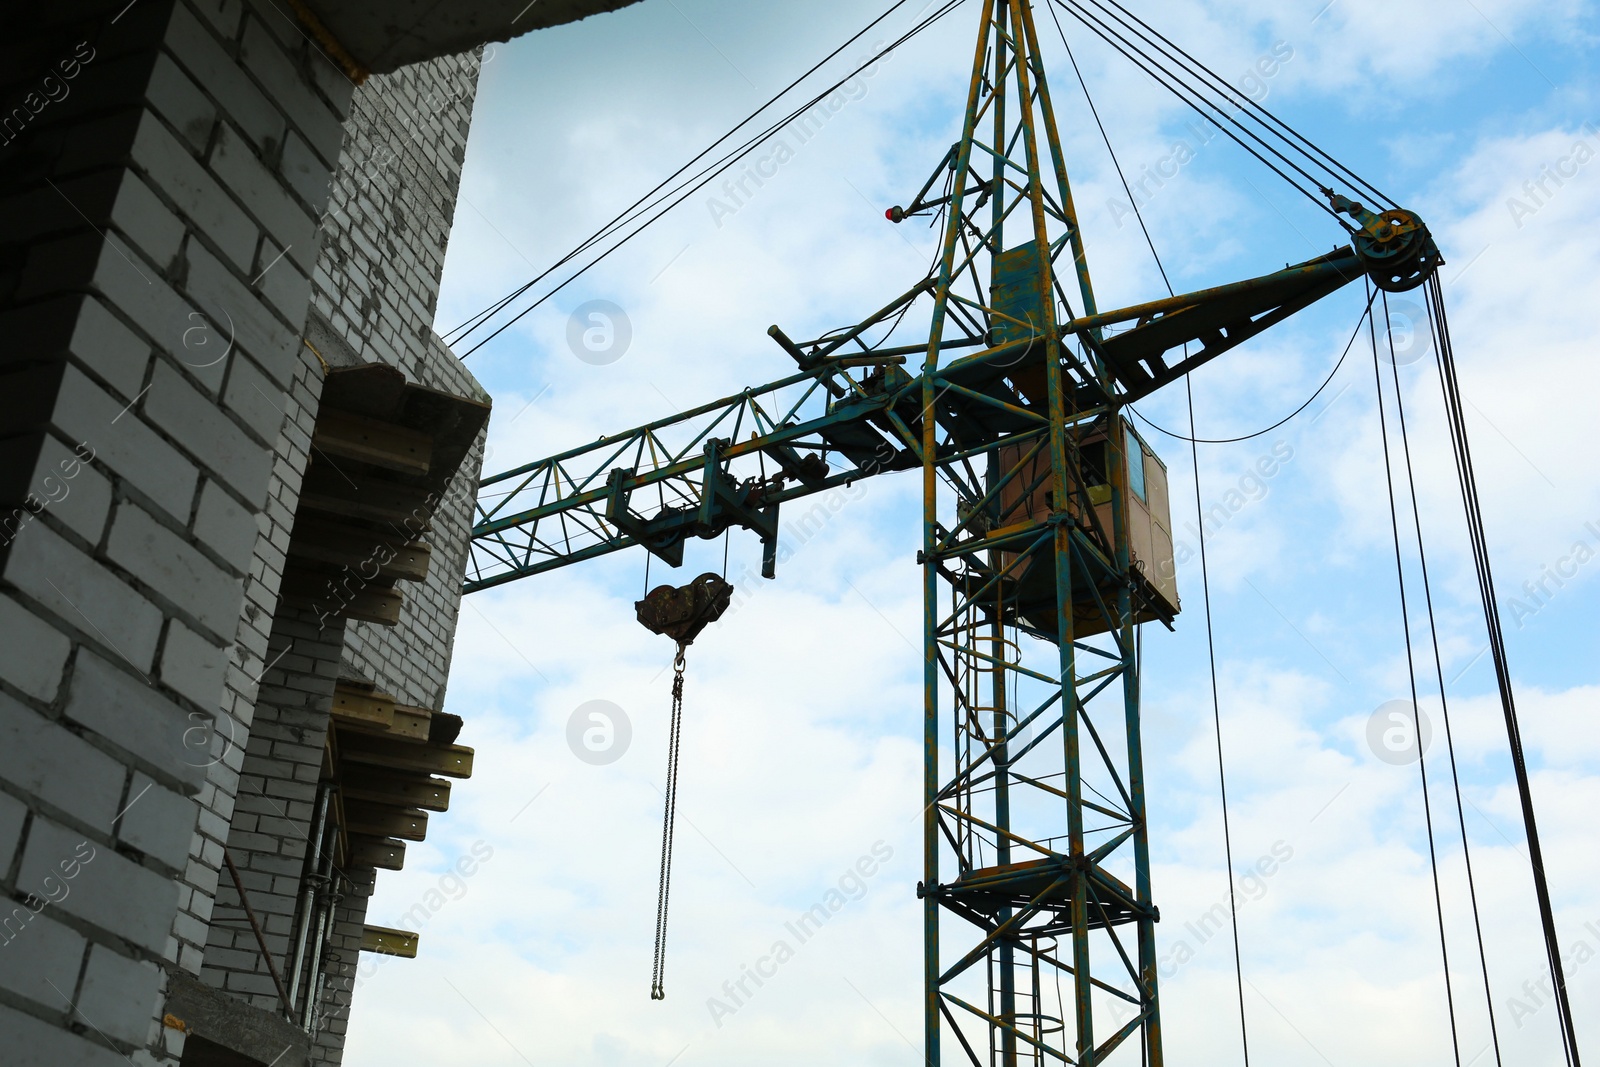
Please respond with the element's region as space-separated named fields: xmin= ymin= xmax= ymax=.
xmin=1048 ymin=0 xmax=1376 ymax=450
xmin=1128 ymin=292 xmax=1373 ymax=445
xmin=651 ymin=645 xmax=688 ymax=1000
xmin=1382 ymin=290 xmax=1503 ymax=1067
xmin=1051 ymin=8 xmax=1250 ymax=1058
xmin=1050 ymin=0 xmax=1343 ymax=220
xmin=1182 ymin=374 xmax=1251 ymax=1067
xmin=1370 ymin=278 xmax=1464 ymax=1067
xmin=1075 ymin=0 xmax=1395 ymax=208
xmin=1425 ymin=274 xmax=1583 ymax=1067
xmin=442 ymin=0 xmax=924 ymax=345
xmin=447 ymin=0 xmax=969 ymax=357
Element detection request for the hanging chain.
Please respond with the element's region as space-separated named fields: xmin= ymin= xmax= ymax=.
xmin=650 ymin=644 xmax=688 ymax=1000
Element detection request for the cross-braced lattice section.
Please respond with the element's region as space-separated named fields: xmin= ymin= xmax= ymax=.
xmin=465 ymin=287 xmax=944 ymax=593
xmin=915 ymin=2 xmax=1163 ymax=1064
xmin=926 ymin=419 xmax=1162 ymax=1066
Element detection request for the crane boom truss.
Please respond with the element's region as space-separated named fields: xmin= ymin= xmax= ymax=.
xmin=466 ymin=245 xmax=1367 ymax=596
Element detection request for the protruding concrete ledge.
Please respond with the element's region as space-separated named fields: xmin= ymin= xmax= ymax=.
xmin=165 ymin=972 xmax=312 ymax=1067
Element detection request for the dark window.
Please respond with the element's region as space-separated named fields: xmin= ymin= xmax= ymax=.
xmin=1126 ymin=428 xmax=1146 ymax=502
xmin=1079 ymin=439 xmax=1109 ymax=487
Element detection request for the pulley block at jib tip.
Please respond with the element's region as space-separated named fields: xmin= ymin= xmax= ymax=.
xmin=1327 ymin=190 xmax=1443 ymax=293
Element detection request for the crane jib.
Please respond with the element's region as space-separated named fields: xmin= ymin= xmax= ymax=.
xmin=465 ymin=235 xmax=1428 ymax=594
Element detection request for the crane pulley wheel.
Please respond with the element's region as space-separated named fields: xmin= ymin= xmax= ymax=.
xmin=1327 ymin=193 xmax=1443 ymax=292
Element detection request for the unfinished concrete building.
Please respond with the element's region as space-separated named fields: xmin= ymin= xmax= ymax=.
xmin=0 ymin=2 xmax=640 ymax=1064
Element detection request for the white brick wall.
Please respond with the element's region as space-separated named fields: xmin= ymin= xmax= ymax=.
xmin=165 ymin=340 xmax=326 ymax=988
xmin=202 ymin=604 xmax=346 ymax=1010
xmin=318 ymin=56 xmax=490 ymax=711
xmin=0 ymin=0 xmax=356 ymax=1061
xmin=310 ymin=52 xmax=481 ymax=379
xmin=300 ymin=54 xmax=490 ymax=1064
xmin=196 ymin=220 xmax=490 ymax=1067
xmin=3 ymin=4 xmax=492 ymax=1063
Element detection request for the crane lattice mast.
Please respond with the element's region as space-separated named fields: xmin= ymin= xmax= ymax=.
xmin=916 ymin=1 xmax=1163 ymax=1060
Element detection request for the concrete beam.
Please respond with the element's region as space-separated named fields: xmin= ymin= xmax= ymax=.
xmin=165 ymin=971 xmax=312 ymax=1067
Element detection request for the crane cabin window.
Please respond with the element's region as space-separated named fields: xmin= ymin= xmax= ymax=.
xmin=1126 ymin=428 xmax=1147 ymax=502
xmin=1079 ymin=438 xmax=1110 ymax=489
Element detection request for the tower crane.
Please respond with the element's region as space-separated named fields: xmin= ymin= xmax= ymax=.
xmin=458 ymin=1 xmax=1576 ymax=1063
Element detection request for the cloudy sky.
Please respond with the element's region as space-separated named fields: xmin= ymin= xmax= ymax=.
xmin=343 ymin=1 xmax=1598 ymax=1064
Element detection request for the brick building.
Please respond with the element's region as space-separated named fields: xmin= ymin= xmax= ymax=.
xmin=0 ymin=2 xmax=640 ymax=1064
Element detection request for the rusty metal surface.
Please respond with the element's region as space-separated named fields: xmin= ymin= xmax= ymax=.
xmin=635 ymin=572 xmax=733 ymax=648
